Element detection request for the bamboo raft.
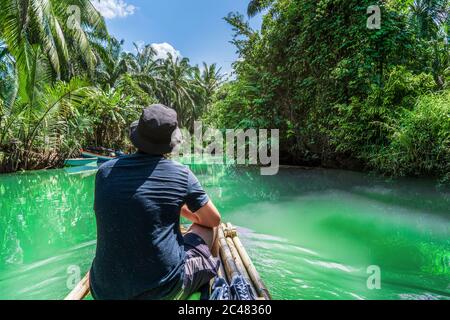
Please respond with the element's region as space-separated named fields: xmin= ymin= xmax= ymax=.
xmin=65 ymin=223 xmax=271 ymax=300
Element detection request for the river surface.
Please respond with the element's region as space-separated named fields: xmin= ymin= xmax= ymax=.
xmin=0 ymin=163 xmax=449 ymax=300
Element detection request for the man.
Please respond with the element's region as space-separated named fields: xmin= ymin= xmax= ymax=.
xmin=90 ymin=104 xmax=221 ymax=300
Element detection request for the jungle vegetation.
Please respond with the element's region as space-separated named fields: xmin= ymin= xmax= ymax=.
xmin=0 ymin=0 xmax=449 ymax=181
xmin=205 ymin=0 xmax=450 ymax=180
xmin=0 ymin=0 xmax=224 ymax=172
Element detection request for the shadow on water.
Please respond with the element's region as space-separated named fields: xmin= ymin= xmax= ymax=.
xmin=0 ymin=164 xmax=449 ymax=300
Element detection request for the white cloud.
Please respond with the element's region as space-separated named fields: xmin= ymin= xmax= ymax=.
xmin=92 ymin=0 xmax=136 ymax=19
xmin=150 ymin=43 xmax=182 ymax=61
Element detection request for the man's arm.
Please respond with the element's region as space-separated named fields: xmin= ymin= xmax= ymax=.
xmin=181 ymin=201 xmax=221 ymax=228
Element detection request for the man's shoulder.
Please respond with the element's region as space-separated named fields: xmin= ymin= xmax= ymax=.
xmin=95 ymin=158 xmax=121 ymax=179
xmin=97 ymin=157 xmax=121 ymax=171
xmin=97 ymin=153 xmax=143 ymax=174
xmin=96 ymin=155 xmax=191 ymax=177
xmin=160 ymin=158 xmax=190 ymax=173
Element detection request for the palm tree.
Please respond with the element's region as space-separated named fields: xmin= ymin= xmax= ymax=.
xmin=409 ymin=0 xmax=449 ymax=39
xmin=197 ymin=62 xmax=225 ymax=99
xmin=0 ymin=0 xmax=109 ymax=172
xmin=0 ymin=0 xmax=108 ymax=101
xmin=93 ymin=38 xmax=133 ymax=90
xmin=0 ymin=78 xmax=92 ymax=171
xmin=191 ymin=62 xmax=225 ymax=119
xmin=126 ymin=42 xmax=161 ymax=95
xmin=156 ymin=54 xmax=197 ymax=128
xmin=84 ymin=86 xmax=136 ymax=149
xmin=131 ymin=42 xmax=158 ymax=72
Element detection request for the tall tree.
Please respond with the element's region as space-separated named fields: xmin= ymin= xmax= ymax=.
xmin=0 ymin=0 xmax=108 ymax=101
xmin=93 ymin=38 xmax=132 ymax=90
xmin=156 ymin=55 xmax=196 ymax=128
xmin=408 ymin=0 xmax=450 ymax=87
xmin=247 ymin=0 xmax=274 ymax=17
xmin=126 ymin=43 xmax=161 ymax=95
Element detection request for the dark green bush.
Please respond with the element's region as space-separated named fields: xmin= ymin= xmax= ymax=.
xmin=206 ymin=0 xmax=450 ymax=179
xmin=371 ymin=89 xmax=450 ymax=179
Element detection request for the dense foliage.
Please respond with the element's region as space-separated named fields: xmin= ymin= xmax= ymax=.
xmin=206 ymin=0 xmax=449 ymax=180
xmin=0 ymin=1 xmax=224 ymax=173
xmin=0 ymin=0 xmax=448 ymax=180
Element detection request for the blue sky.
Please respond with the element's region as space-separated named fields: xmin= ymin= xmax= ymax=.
xmin=92 ymin=0 xmax=262 ymax=74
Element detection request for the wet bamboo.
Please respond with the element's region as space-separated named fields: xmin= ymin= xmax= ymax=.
xmin=213 ymin=234 xmax=227 ymax=281
xmin=218 ymin=225 xmax=239 ymax=280
xmin=225 ymin=235 xmax=258 ymax=297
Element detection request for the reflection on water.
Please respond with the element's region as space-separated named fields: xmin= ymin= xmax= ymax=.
xmin=0 ymin=164 xmax=449 ymax=300
xmin=0 ymin=170 xmax=96 ymax=299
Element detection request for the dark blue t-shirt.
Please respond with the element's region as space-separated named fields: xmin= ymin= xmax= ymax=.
xmin=90 ymin=153 xmax=209 ymax=300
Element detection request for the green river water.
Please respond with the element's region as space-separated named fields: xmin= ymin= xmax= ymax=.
xmin=0 ymin=163 xmax=449 ymax=300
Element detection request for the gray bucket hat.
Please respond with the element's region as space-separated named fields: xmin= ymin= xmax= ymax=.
xmin=129 ymin=104 xmax=182 ymax=155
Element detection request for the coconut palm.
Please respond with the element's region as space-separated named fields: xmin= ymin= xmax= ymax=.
xmin=131 ymin=42 xmax=158 ymax=72
xmin=93 ymin=38 xmax=134 ymax=90
xmin=0 ymin=0 xmax=224 ymax=171
xmin=196 ymin=62 xmax=225 ymax=99
xmin=0 ymin=0 xmax=110 ymax=172
xmin=126 ymin=43 xmax=161 ymax=95
xmin=190 ymin=62 xmax=225 ymax=121
xmin=155 ymin=54 xmax=197 ymax=128
xmin=0 ymin=0 xmax=108 ymax=101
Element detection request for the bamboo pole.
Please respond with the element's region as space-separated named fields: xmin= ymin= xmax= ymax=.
xmin=224 ymin=222 xmax=237 ymax=238
xmin=217 ymin=259 xmax=227 ymax=281
xmin=65 ymin=272 xmax=90 ymax=300
xmin=217 ymin=225 xmax=239 ymax=280
xmin=232 ymin=235 xmax=272 ymax=300
xmin=63 ymin=223 xmax=271 ymax=300
xmin=225 ymin=235 xmax=258 ymax=297
xmin=213 ymin=234 xmax=227 ymax=281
